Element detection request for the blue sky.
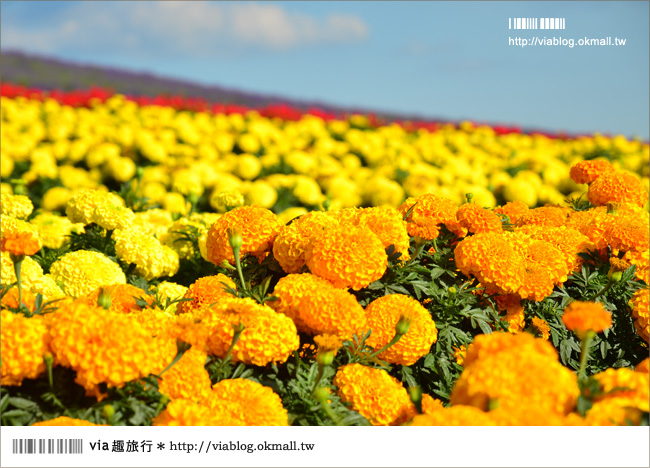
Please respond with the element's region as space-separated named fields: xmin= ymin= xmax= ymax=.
xmin=2 ymin=1 xmax=648 ymax=138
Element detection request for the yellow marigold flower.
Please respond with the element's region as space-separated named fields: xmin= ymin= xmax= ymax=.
xmin=451 ymin=333 xmax=579 ymax=414
xmin=1 ymin=310 xmax=51 ymax=386
xmin=270 ymin=273 xmax=367 ymax=339
xmin=158 ymin=348 xmax=211 ymax=401
xmin=162 ymin=192 xmax=189 ymax=215
xmin=49 ymin=250 xmax=126 ymax=298
xmin=635 ymin=357 xmax=649 ymax=373
xmin=1 ymin=252 xmax=44 ymax=290
xmin=243 ymin=181 xmax=277 ymax=209
xmin=206 ymin=206 xmax=281 ymax=265
xmin=154 ymin=281 xmax=189 ymax=312
xmin=176 ymin=274 xmax=236 ymax=315
xmin=333 ymin=364 xmax=415 ymax=426
xmin=42 ymin=187 xmax=73 ymax=212
xmin=408 ymin=406 xmax=495 ymax=426
xmin=205 ymin=379 xmax=289 ymax=426
xmin=49 ymin=301 xmax=176 ymax=395
xmin=569 ymin=160 xmax=615 ymax=185
xmin=160 ymin=214 xmax=216 ymax=260
xmin=133 ymin=208 xmax=174 ymax=238
xmin=493 ymin=200 xmax=529 ymax=224
xmin=354 ymin=207 xmax=411 ymax=260
xmin=602 ymin=216 xmax=649 ymax=253
xmin=629 ymin=289 xmax=649 ymax=342
xmin=113 ymin=227 xmax=179 ymax=280
xmin=1 ymin=230 xmax=40 ymax=256
xmin=277 ymin=207 xmax=308 ymax=225
xmin=305 ymin=225 xmax=387 ymax=290
xmin=588 ymin=171 xmax=648 ymax=207
xmin=153 ymin=399 xmax=228 ymax=426
xmin=84 ymin=284 xmax=151 ymax=314
xmin=30 ymin=212 xmax=84 ymax=249
xmin=66 ymin=188 xmax=135 ymax=230
xmin=562 ymin=301 xmax=612 ymax=338
xmin=273 ymin=211 xmax=339 ymax=274
xmin=583 ymin=398 xmax=643 ymax=426
xmin=204 ymin=297 xmax=300 ymax=366
xmin=456 ymin=203 xmax=502 ymax=234
xmin=454 ymin=232 xmax=525 ymax=295
xmin=0 ymin=194 xmax=33 ymax=219
xmin=530 ymin=317 xmax=551 ymax=340
xmin=210 ymin=190 xmax=245 ymax=213
xmin=364 ymin=294 xmax=437 ymax=365
xmin=28 ymin=274 xmax=66 ymax=303
xmin=32 ymin=417 xmax=106 ymax=426
xmin=398 ymin=193 xmax=461 ymax=240
xmin=514 ymin=206 xmax=571 ymax=228
xmin=592 ymin=367 xmax=649 ymax=413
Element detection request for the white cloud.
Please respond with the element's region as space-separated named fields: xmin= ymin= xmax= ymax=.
xmin=1 ymin=1 xmax=368 ymax=56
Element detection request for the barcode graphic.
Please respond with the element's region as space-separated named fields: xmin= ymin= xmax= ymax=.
xmin=509 ymin=18 xmax=565 ymax=29
xmin=12 ymin=439 xmax=83 ymax=454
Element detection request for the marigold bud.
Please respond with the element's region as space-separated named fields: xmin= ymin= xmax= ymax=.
xmin=227 ymin=227 xmax=243 ymax=252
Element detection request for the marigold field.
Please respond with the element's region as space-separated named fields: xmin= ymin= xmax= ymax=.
xmin=1 ymin=84 xmax=649 ymax=426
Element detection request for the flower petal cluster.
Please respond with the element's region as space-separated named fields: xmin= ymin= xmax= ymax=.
xmin=176 ymin=274 xmax=236 ymax=315
xmin=304 ymin=225 xmax=387 ymax=290
xmin=562 ymin=301 xmax=612 ymax=337
xmin=1 ymin=310 xmax=52 ymax=386
xmin=66 ymin=188 xmax=135 ymax=230
xmin=587 ymin=171 xmax=648 ymax=207
xmin=569 ymin=160 xmax=614 ymax=185
xmin=114 ymin=227 xmax=179 ymax=280
xmin=398 ymin=193 xmax=461 ymax=240
xmin=1 ymin=194 xmax=34 ymax=219
xmin=32 ymin=417 xmax=106 ymax=426
xmin=206 ymin=206 xmax=281 ymax=265
xmin=49 ymin=250 xmax=126 ymax=298
xmin=158 ymin=348 xmax=211 ymax=401
xmin=629 ymin=289 xmax=649 ymax=342
xmin=456 ymin=203 xmax=502 ymax=234
xmin=364 ymin=294 xmax=437 ymax=365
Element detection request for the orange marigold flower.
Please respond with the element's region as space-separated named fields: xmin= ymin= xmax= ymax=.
xmin=583 ymin=398 xmax=644 ymax=426
xmin=206 ymin=206 xmax=281 ymax=266
xmin=629 ymin=289 xmax=649 ymax=342
xmin=313 ymin=334 xmax=343 ymax=354
xmin=453 ymin=345 xmax=467 ymax=365
xmin=205 ymin=379 xmax=289 ymax=426
xmin=514 ymin=206 xmax=571 ymax=228
xmin=520 ymin=225 xmax=596 ymax=273
xmin=489 ymin=406 xmax=573 ymax=426
xmin=602 ymin=216 xmax=650 ymax=253
xmin=153 ymin=399 xmax=228 ymax=426
xmin=592 ymin=367 xmax=649 ymax=413
xmin=624 ymin=249 xmax=649 ymax=284
xmin=32 ymin=417 xmax=106 ymax=426
xmin=493 ymin=200 xmax=529 ymax=225
xmin=364 ymin=294 xmax=437 ymax=365
xmin=0 ymin=231 xmax=41 ymax=256
xmin=204 ymin=297 xmax=300 ymax=366
xmin=272 ymin=211 xmax=339 ymax=274
xmin=84 ymin=284 xmax=151 ymax=314
xmin=530 ymin=317 xmax=551 ymax=340
xmin=398 ymin=193 xmax=462 ymax=240
xmin=587 ymin=171 xmax=648 ymax=207
xmin=495 ymin=294 xmax=525 ymax=333
xmin=569 ymin=160 xmax=615 ymax=185
xmin=450 ymin=333 xmax=579 ymax=415
xmin=1 ymin=310 xmax=52 ymax=386
xmin=454 ymin=232 xmax=525 ymax=295
xmin=562 ymin=301 xmax=612 ymax=338
xmin=270 ymin=273 xmax=367 ymax=339
xmin=176 ymin=274 xmax=236 ymax=315
xmin=304 ymin=225 xmax=387 ymax=290
xmin=158 ymin=348 xmax=211 ymax=401
xmin=408 ymin=405 xmax=495 ymax=426
xmin=456 ymin=203 xmax=502 ymax=234
xmin=49 ymin=301 xmax=177 ymax=396
xmin=333 ymin=364 xmax=415 ymax=426
xmin=354 ymin=207 xmax=411 ymax=261
xmin=1 ymin=287 xmax=37 ymax=312
xmin=635 ymin=357 xmax=649 ymax=373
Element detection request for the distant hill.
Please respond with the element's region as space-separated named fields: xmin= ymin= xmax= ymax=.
xmin=0 ymin=50 xmax=431 ymax=121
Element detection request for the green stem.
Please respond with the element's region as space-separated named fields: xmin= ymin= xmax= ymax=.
xmin=314 ymin=389 xmax=342 ymax=426
xmin=405 ymin=239 xmax=426 ymax=266
xmin=592 ymin=278 xmax=613 ymax=300
xmin=368 ymin=332 xmax=404 ymax=360
xmin=233 ymin=248 xmax=247 ymax=292
xmin=578 ymin=332 xmax=595 ymax=381
xmin=311 ymin=364 xmax=326 ymax=395
xmin=13 ymin=257 xmax=24 ymax=315
xmin=221 ymin=325 xmax=245 ymax=365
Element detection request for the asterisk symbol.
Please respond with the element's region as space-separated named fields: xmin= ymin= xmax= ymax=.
xmin=157 ymin=443 xmax=165 ymax=450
